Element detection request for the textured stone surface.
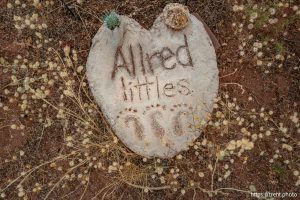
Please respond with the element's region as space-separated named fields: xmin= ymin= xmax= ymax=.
xmin=86 ymin=5 xmax=219 ymax=158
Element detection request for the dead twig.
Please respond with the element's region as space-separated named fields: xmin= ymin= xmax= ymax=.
xmin=221 ymin=82 xmax=246 ymax=94
xmin=220 ymin=68 xmax=238 ymax=79
xmin=58 ymin=0 xmax=80 ymax=20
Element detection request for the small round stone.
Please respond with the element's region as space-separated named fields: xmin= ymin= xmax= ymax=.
xmin=163 ymin=3 xmax=190 ymax=30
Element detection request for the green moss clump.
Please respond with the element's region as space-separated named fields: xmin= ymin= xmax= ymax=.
xmin=103 ymin=11 xmax=120 ymax=30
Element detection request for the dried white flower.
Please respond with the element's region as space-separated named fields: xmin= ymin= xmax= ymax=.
xmin=198 ymin=172 xmax=204 ymax=177
xmin=282 ymin=144 xmax=293 ymax=151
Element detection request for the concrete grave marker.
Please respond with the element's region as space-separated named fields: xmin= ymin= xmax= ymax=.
xmin=86 ymin=3 xmax=219 ymax=158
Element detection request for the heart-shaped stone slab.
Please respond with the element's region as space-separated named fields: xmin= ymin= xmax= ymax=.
xmin=86 ymin=4 xmax=219 ymax=158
